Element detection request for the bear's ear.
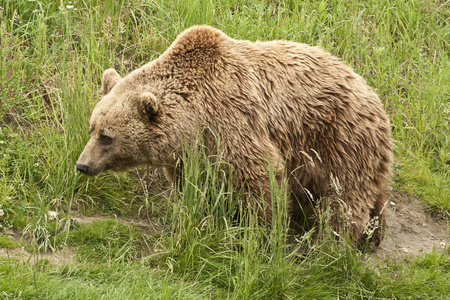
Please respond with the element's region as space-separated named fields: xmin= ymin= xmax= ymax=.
xmin=138 ymin=92 xmax=160 ymax=122
xmin=102 ymin=69 xmax=121 ymax=95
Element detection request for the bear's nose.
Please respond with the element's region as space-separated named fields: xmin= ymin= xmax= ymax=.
xmin=76 ymin=163 xmax=89 ymax=174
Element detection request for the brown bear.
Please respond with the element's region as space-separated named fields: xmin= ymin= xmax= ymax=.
xmin=76 ymin=25 xmax=393 ymax=247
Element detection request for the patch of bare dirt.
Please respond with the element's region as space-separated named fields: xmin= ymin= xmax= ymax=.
xmin=0 ymin=246 xmax=76 ymax=266
xmin=372 ymin=191 xmax=449 ymax=259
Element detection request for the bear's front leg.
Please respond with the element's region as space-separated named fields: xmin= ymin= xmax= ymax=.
xmin=232 ymin=159 xmax=287 ymax=225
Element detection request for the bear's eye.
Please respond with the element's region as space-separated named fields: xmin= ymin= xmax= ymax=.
xmin=99 ymin=134 xmax=113 ymax=145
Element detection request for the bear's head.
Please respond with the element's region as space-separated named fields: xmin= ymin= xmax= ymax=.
xmin=76 ymin=68 xmax=184 ymax=176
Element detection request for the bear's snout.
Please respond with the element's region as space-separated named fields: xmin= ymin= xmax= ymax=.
xmin=76 ymin=163 xmax=90 ymax=174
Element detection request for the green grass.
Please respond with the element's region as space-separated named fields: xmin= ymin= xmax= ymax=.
xmin=0 ymin=259 xmax=210 ymax=299
xmin=0 ymin=0 xmax=449 ymax=299
xmin=0 ymin=233 xmax=21 ymax=249
xmin=66 ymin=219 xmax=153 ymax=264
xmin=1 ymin=245 xmax=449 ymax=299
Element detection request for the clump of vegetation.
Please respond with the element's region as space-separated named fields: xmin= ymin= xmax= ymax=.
xmin=67 ymin=219 xmax=152 ymax=264
xmin=0 ymin=233 xmax=21 ymax=249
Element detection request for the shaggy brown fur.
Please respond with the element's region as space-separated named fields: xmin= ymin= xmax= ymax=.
xmin=76 ymin=25 xmax=393 ymax=247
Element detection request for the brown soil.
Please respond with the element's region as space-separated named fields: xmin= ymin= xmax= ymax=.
xmin=0 ymin=245 xmax=76 ymax=266
xmin=372 ymin=191 xmax=449 ymax=259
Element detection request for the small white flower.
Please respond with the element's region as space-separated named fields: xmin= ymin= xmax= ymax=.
xmin=0 ymin=209 xmax=4 ymax=217
xmin=66 ymin=5 xmax=74 ymax=9
xmin=47 ymin=210 xmax=58 ymax=221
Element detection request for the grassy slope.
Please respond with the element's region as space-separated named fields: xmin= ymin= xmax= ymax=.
xmin=0 ymin=0 xmax=449 ymax=299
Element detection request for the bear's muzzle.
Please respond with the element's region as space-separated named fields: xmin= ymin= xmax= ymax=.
xmin=76 ymin=163 xmax=90 ymax=174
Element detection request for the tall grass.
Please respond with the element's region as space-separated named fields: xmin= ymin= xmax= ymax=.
xmin=0 ymin=0 xmax=449 ymax=299
xmin=156 ymin=142 xmax=298 ymax=298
